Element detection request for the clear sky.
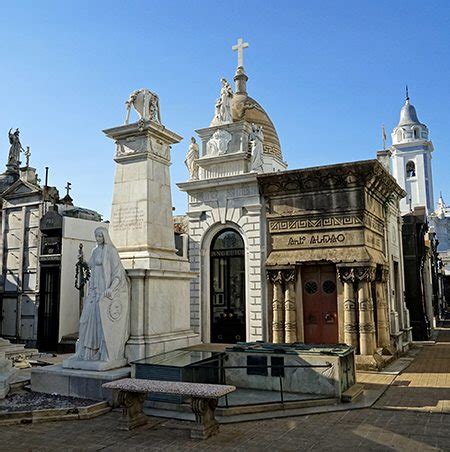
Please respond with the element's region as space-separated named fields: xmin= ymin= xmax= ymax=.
xmin=0 ymin=0 xmax=449 ymax=218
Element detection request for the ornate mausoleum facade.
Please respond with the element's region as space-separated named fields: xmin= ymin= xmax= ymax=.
xmin=178 ymin=51 xmax=286 ymax=344
xmin=258 ymin=160 xmax=411 ymax=363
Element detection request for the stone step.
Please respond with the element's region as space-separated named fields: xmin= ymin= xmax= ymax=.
xmin=341 ymin=383 xmax=364 ymax=403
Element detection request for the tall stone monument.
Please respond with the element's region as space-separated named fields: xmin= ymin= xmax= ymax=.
xmin=103 ymin=89 xmax=198 ymax=361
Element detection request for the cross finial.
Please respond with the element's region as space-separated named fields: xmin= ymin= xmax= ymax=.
xmin=25 ymin=146 xmax=31 ymax=167
xmin=232 ymin=37 xmax=249 ymax=68
xmin=406 ymin=85 xmax=409 ymax=101
xmin=65 ymin=181 xmax=72 ymax=196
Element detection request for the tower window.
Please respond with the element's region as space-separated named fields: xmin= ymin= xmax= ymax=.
xmin=396 ymin=129 xmax=403 ymax=142
xmin=406 ymin=161 xmax=416 ymax=178
xmin=413 ymin=128 xmax=419 ymax=139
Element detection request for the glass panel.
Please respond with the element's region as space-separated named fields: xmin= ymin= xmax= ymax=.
xmin=212 ymin=229 xmax=244 ymax=251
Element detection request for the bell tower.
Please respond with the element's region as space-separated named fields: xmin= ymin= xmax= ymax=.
xmin=391 ymin=89 xmax=434 ymax=214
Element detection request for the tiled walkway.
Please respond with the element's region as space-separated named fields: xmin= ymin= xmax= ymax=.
xmin=374 ymin=319 xmax=450 ymax=414
xmin=1 ymin=320 xmax=450 ymax=451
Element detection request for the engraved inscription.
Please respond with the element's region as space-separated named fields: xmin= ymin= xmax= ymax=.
xmin=287 ymin=233 xmax=346 ymax=247
xmin=112 ymin=206 xmax=144 ymax=231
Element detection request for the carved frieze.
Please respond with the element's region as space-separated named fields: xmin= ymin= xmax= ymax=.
xmin=269 ymin=213 xmax=384 ymax=235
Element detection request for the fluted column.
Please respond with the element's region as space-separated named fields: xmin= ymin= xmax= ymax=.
xmin=337 ymin=267 xmax=358 ymax=351
xmin=375 ymin=267 xmax=391 ymax=350
xmin=267 ymin=270 xmax=284 ymax=343
xmin=355 ymin=267 xmax=377 ymax=356
xmin=283 ymin=269 xmax=297 ymax=343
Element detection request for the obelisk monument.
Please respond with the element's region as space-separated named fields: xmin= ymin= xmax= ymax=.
xmin=103 ymin=89 xmax=198 ymax=361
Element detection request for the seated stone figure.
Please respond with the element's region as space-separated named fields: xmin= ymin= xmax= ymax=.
xmin=64 ymin=227 xmax=130 ymax=371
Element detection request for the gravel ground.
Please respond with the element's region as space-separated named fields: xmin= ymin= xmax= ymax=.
xmin=0 ymin=391 xmax=98 ymax=412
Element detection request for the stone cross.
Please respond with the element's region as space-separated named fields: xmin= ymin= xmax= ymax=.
xmin=232 ymin=37 xmax=249 ymax=68
xmin=65 ymin=182 xmax=72 ymax=196
xmin=25 ymin=146 xmax=31 ymax=167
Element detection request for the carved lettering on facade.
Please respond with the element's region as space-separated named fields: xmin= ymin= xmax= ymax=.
xmin=112 ymin=206 xmax=144 ymax=231
xmin=287 ymin=233 xmax=346 ymax=247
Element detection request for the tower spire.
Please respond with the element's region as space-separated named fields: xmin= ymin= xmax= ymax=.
xmin=406 ymin=85 xmax=409 ymax=101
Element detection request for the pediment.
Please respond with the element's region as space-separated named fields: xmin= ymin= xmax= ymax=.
xmin=1 ymin=179 xmax=41 ymax=199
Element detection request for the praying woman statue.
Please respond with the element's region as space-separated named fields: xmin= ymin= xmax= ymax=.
xmin=63 ymin=227 xmax=130 ymax=371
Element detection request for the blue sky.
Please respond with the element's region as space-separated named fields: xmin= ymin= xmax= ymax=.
xmin=0 ymin=1 xmax=449 ymax=217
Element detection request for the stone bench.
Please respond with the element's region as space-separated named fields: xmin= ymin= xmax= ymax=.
xmin=102 ymin=378 xmax=235 ymax=439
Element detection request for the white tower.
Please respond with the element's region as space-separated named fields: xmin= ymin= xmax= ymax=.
xmin=391 ymin=90 xmax=434 ymax=214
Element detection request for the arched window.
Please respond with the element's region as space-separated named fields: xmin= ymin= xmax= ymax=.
xmin=406 ymin=160 xmax=416 ymax=178
xmin=413 ymin=128 xmax=420 ymax=139
xmin=396 ymin=129 xmax=403 ymax=142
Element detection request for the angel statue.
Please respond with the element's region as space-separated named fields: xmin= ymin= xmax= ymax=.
xmin=8 ymin=128 xmax=24 ymax=168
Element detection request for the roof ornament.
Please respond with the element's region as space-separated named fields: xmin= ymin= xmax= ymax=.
xmin=406 ymin=85 xmax=409 ymax=101
xmin=232 ymin=37 xmax=249 ymax=68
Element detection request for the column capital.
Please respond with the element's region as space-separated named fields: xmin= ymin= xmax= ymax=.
xmin=337 ymin=267 xmax=355 ymax=283
xmin=376 ymin=266 xmax=389 ymax=282
xmin=267 ymin=269 xmax=283 ymax=284
xmin=282 ymin=268 xmax=296 ymax=283
xmin=354 ymin=266 xmax=376 ymax=282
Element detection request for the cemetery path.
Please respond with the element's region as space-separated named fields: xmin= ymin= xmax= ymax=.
xmin=1 ymin=319 xmax=450 ymax=450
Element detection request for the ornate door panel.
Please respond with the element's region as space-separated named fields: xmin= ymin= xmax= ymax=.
xmin=210 ymin=229 xmax=246 ymax=343
xmin=302 ymin=264 xmax=338 ymax=344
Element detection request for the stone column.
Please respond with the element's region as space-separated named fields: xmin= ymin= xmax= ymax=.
xmin=125 ymin=269 xmax=147 ymax=362
xmin=375 ymin=267 xmax=391 ymax=351
xmin=267 ymin=270 xmax=284 ymax=343
xmin=283 ymin=269 xmax=297 ymax=343
xmin=355 ymin=267 xmax=377 ymax=356
xmin=337 ymin=267 xmax=358 ymax=351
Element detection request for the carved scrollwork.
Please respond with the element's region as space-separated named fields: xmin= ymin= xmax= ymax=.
xmin=359 ymin=323 xmax=376 ymax=333
xmin=344 ymin=324 xmax=358 ymax=333
xmin=354 ymin=267 xmax=376 ymax=282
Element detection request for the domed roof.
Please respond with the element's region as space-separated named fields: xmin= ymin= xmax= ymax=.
xmin=231 ymin=67 xmax=282 ymax=160
xmin=398 ymin=97 xmax=420 ymax=127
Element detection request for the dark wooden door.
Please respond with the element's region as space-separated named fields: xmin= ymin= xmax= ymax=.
xmin=37 ymin=267 xmax=60 ymax=351
xmin=302 ymin=264 xmax=338 ymax=344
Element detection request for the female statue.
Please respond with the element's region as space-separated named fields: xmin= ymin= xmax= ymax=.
xmin=184 ymin=137 xmax=199 ymax=179
xmin=65 ymin=227 xmax=129 ymax=370
xmin=250 ymin=124 xmax=264 ymax=172
xmin=210 ymin=78 xmax=233 ymax=126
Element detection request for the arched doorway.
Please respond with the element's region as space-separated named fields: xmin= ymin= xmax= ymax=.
xmin=210 ymin=229 xmax=246 ymax=343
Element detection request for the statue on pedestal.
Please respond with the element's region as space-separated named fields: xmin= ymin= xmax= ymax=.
xmin=210 ymin=79 xmax=233 ymax=126
xmin=64 ymin=227 xmax=130 ymax=371
xmin=185 ymin=137 xmax=199 ymax=180
xmin=250 ymin=123 xmax=264 ymax=172
xmin=7 ymin=128 xmax=24 ymax=168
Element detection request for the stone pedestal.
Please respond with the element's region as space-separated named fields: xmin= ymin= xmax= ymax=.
xmin=31 ymin=364 xmax=130 ymax=400
xmin=103 ymin=118 xmax=199 ymax=360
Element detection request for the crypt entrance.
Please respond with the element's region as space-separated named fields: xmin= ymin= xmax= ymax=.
xmin=210 ymin=229 xmax=246 ymax=343
xmin=302 ymin=264 xmax=338 ymax=344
